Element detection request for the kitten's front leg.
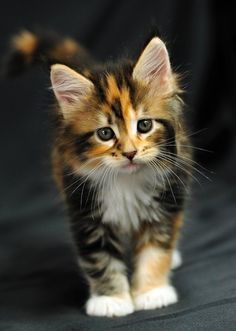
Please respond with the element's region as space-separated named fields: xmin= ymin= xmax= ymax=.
xmin=132 ymin=213 xmax=183 ymax=311
xmin=71 ymin=220 xmax=134 ymax=317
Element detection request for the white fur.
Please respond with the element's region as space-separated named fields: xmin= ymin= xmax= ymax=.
xmin=134 ymin=285 xmax=178 ymax=310
xmin=106 ymin=258 xmax=127 ymax=274
xmin=86 ymin=295 xmax=134 ymax=317
xmin=130 ymin=118 xmax=137 ymax=136
xmin=91 ymin=167 xmax=163 ymax=231
xmin=171 ymin=249 xmax=182 ymax=270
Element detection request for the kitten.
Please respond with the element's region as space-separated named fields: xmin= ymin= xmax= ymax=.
xmin=5 ymin=30 xmax=192 ymax=317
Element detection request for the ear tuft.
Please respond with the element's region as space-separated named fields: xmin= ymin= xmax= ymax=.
xmin=50 ymin=64 xmax=93 ymax=105
xmin=133 ymin=37 xmax=172 ymax=92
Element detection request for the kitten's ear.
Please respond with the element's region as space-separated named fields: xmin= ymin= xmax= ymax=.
xmin=50 ymin=64 xmax=94 ymax=107
xmin=133 ymin=37 xmax=172 ymax=94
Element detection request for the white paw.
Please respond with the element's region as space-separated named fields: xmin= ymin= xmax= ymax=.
xmin=171 ymin=250 xmax=182 ymax=270
xmin=134 ymin=285 xmax=178 ymax=310
xmin=86 ymin=294 xmax=134 ymax=317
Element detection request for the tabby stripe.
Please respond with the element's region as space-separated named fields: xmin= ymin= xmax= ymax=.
xmin=111 ymin=99 xmax=123 ymax=119
xmin=92 ymin=74 xmax=108 ymax=103
xmin=75 ymin=131 xmax=93 ymax=155
xmin=86 ymin=266 xmax=107 ymax=279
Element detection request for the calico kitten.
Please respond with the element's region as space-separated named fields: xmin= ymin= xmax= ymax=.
xmin=6 ymin=30 xmax=192 ymax=317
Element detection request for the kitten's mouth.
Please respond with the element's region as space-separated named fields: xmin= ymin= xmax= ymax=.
xmin=121 ymin=161 xmax=141 ymax=173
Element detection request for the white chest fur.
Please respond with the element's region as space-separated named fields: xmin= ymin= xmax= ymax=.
xmin=92 ymin=168 xmax=161 ymax=231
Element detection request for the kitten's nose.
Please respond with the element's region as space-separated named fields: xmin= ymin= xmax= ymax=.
xmin=122 ymin=150 xmax=137 ymax=161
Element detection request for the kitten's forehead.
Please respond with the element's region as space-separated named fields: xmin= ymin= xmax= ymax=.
xmin=98 ymin=73 xmax=140 ymax=128
xmin=70 ymin=68 xmax=166 ymax=138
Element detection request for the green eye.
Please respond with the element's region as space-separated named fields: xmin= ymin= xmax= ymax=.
xmin=97 ymin=127 xmax=115 ymax=141
xmin=137 ymin=119 xmax=153 ymax=133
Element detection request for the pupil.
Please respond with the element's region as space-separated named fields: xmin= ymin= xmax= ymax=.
xmin=104 ymin=129 xmax=109 ymax=136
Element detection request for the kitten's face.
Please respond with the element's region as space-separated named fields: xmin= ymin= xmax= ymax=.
xmin=92 ymin=102 xmax=163 ymax=174
xmin=67 ymin=80 xmax=174 ymax=174
xmin=51 ymin=37 xmax=180 ymax=175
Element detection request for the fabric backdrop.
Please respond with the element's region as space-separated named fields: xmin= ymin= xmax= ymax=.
xmin=0 ymin=1 xmax=236 ymax=330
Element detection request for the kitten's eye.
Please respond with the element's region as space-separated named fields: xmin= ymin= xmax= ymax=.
xmin=97 ymin=127 xmax=115 ymax=141
xmin=137 ymin=119 xmax=153 ymax=133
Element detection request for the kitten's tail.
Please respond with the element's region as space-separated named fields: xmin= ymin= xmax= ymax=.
xmin=2 ymin=30 xmax=94 ymax=77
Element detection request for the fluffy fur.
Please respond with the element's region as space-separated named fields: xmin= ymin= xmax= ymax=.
xmin=5 ymin=30 xmax=192 ymax=317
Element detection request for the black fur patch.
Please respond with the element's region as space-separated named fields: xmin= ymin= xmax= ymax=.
xmin=92 ymin=73 xmax=108 ymax=103
xmin=155 ymin=181 xmax=185 ymax=214
xmin=111 ymin=99 xmax=123 ymax=119
xmin=63 ymin=167 xmax=98 ymax=219
xmin=107 ymin=113 xmax=113 ymax=125
xmin=74 ymin=131 xmax=93 ymax=157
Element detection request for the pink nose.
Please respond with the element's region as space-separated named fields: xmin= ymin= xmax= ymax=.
xmin=122 ymin=150 xmax=137 ymax=161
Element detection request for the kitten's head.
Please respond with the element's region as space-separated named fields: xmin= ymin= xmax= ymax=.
xmin=51 ymin=37 xmax=183 ymax=175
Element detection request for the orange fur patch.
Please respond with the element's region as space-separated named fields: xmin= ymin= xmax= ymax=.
xmin=106 ymin=75 xmax=120 ymax=102
xmin=132 ymin=212 xmax=183 ymax=296
xmin=132 ymin=244 xmax=172 ymax=296
xmin=120 ymin=87 xmax=132 ymax=119
xmin=12 ymin=30 xmax=38 ymax=55
xmin=171 ymin=212 xmax=184 ymax=247
xmin=92 ymin=145 xmax=111 ymax=155
xmin=50 ymin=38 xmax=79 ymax=60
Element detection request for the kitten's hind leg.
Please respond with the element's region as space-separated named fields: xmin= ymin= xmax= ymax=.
xmin=171 ymin=249 xmax=182 ymax=270
xmin=73 ymin=221 xmax=134 ymax=317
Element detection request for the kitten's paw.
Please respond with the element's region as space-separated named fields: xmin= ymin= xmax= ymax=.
xmin=134 ymin=285 xmax=178 ymax=310
xmin=86 ymin=294 xmax=134 ymax=317
xmin=171 ymin=250 xmax=182 ymax=270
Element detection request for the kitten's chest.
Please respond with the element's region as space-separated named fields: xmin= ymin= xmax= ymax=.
xmin=99 ymin=172 xmax=160 ymax=231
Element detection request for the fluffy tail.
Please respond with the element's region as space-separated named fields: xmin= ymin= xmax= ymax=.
xmin=3 ymin=30 xmax=94 ymax=76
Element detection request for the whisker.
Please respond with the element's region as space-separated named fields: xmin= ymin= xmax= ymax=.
xmin=165 ymin=144 xmax=212 ymax=153
xmin=63 ymin=156 xmax=104 ymax=177
xmin=155 ymin=127 xmax=209 ymax=147
xmin=70 ymin=161 xmax=104 ymax=198
xmin=148 ymin=160 xmax=168 ymax=201
xmin=156 ymin=160 xmax=187 ymax=191
xmin=159 ymin=152 xmax=211 ymax=182
xmin=153 ymin=158 xmax=177 ymax=204
xmin=157 ymin=155 xmax=204 ymax=187
xmin=145 ymin=161 xmax=159 ymax=194
xmin=62 ymin=158 xmax=105 ymax=193
xmin=161 ymin=150 xmax=213 ymax=173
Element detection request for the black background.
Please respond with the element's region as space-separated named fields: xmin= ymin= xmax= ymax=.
xmin=0 ymin=1 xmax=236 ymax=330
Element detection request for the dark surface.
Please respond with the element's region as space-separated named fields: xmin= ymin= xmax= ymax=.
xmin=0 ymin=1 xmax=236 ymax=330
